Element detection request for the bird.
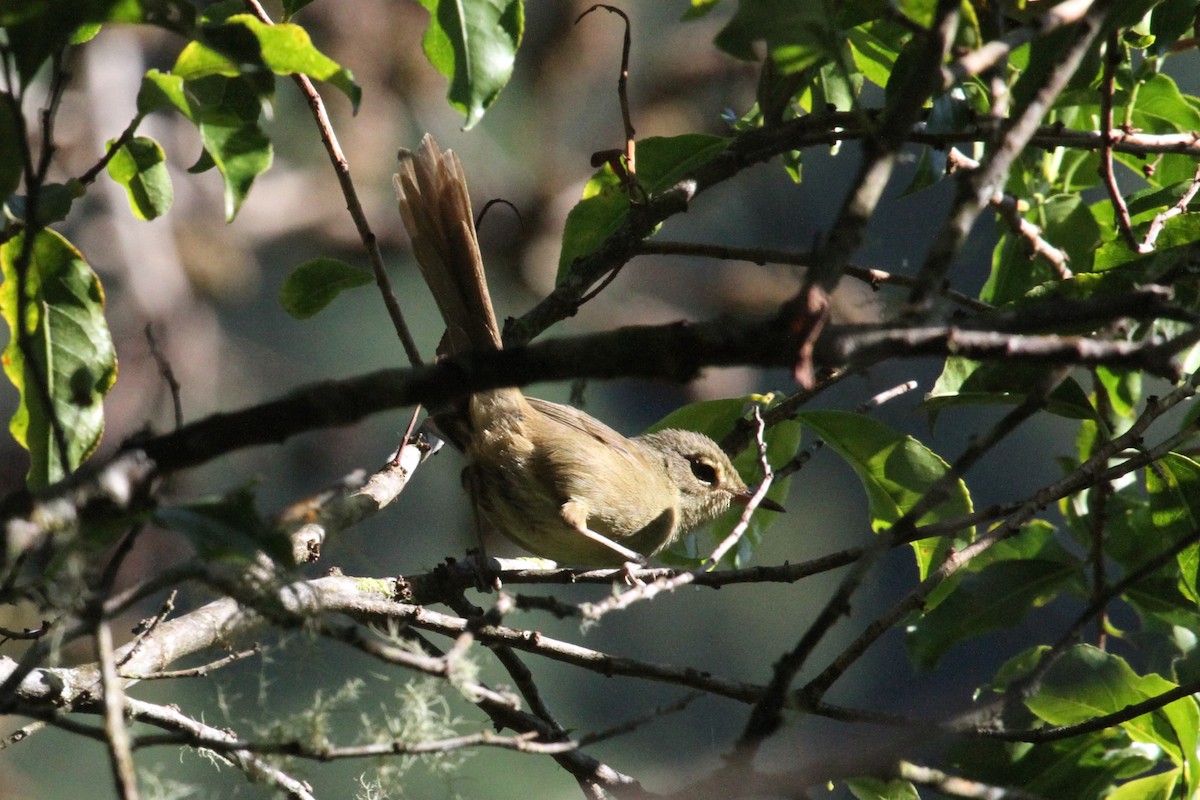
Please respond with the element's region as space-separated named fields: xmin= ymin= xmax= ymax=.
xmin=394 ymin=134 xmax=780 ymax=565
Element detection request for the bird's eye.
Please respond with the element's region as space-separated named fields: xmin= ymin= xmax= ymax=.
xmin=689 ymin=458 xmax=719 ymax=486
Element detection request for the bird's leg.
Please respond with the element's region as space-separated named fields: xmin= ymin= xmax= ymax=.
xmin=462 ymin=467 xmax=496 ymax=589
xmin=561 ymin=500 xmax=646 ymax=564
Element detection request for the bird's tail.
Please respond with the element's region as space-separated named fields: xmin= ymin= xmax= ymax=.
xmin=394 ymin=134 xmax=502 ymax=355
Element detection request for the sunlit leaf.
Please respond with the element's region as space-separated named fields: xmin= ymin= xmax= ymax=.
xmin=558 ymin=134 xmax=730 ymax=278
xmin=105 ymin=135 xmax=173 ymax=220
xmin=0 ymin=230 xmax=117 ymax=488
xmin=416 ymin=0 xmax=523 ymax=129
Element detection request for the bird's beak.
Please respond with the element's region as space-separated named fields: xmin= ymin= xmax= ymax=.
xmin=733 ymin=490 xmax=786 ymax=513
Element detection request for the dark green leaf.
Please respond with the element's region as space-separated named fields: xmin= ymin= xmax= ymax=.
xmin=139 ymin=69 xmax=273 ymax=218
xmin=715 ymin=0 xmax=840 ymax=74
xmin=0 ymin=230 xmax=117 ymax=488
xmin=949 ymin=731 xmax=1155 ymax=800
xmin=0 ymin=98 xmax=24 ymax=201
xmin=900 ymin=145 xmax=942 ymax=196
xmin=846 ymin=778 xmax=920 ymax=800
xmin=155 ymin=486 xmax=290 ymax=564
xmin=198 ymin=119 xmax=273 ymax=220
xmin=105 ymin=135 xmax=173 ymax=220
xmin=416 ymin=0 xmax=523 ymax=129
xmin=3 ymin=183 xmax=76 ymax=226
xmin=796 ymin=410 xmax=973 ymax=579
xmin=981 ymin=194 xmax=1099 ymax=305
xmin=558 ymin=134 xmax=730 ymax=278
xmin=280 ymin=258 xmax=373 ymax=319
xmin=907 ymin=559 xmax=1081 ymax=669
xmin=1029 ymin=645 xmax=1199 ymax=774
xmin=925 ymin=358 xmax=1095 ymax=423
xmin=1146 ymin=453 xmax=1200 ymax=605
xmin=1 ymin=0 xmax=194 ymax=86
xmin=1151 ymin=0 xmax=1197 ymax=55
xmin=281 ymin=0 xmax=317 ymax=21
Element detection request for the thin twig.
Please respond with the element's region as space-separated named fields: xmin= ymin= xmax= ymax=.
xmin=900 ymin=761 xmax=1049 ymax=800
xmin=638 ymin=239 xmax=992 ymax=311
xmin=739 ymin=367 xmax=1067 ymax=747
xmin=577 ymin=5 xmax=639 ymax=194
xmin=908 ymin=1 xmax=1113 ymax=311
xmin=144 ymin=324 xmax=183 ymax=430
xmin=96 ymin=618 xmax=139 ymax=800
xmin=1139 ymin=162 xmax=1200 ymax=252
xmin=242 ymin=0 xmax=423 ymax=368
xmin=123 ymin=645 xmax=260 ymax=680
xmin=116 ymin=590 xmax=177 ymax=669
xmin=77 ymin=118 xmax=139 ymax=187
xmin=1099 ymin=30 xmax=1137 ymax=249
xmin=946 ymin=148 xmax=1071 ymax=278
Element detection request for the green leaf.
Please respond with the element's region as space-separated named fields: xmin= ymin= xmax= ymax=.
xmin=907 ymin=559 xmax=1080 ymax=669
xmin=0 ymin=97 xmax=21 ymax=202
xmin=1095 ymin=214 xmax=1200 ymax=273
xmin=981 ymin=194 xmax=1100 ymax=305
xmin=948 ymin=731 xmax=1156 ymax=800
xmin=0 ymin=230 xmax=117 ymax=488
xmin=1095 ymin=365 xmax=1140 ymax=421
xmin=846 ymin=778 xmax=920 ymax=800
xmin=795 ymin=410 xmax=973 ymax=579
xmin=222 ymin=15 xmax=361 ymax=112
xmin=558 ymin=134 xmax=731 ymax=278
xmin=1107 ymin=770 xmax=1179 ymax=800
xmin=105 ymin=135 xmax=173 ymax=220
xmin=416 ymin=0 xmax=523 ymax=129
xmin=137 ymin=69 xmax=192 ymax=118
xmin=925 ymin=358 xmax=1096 ymax=423
xmin=714 ymin=0 xmax=840 ymax=75
xmin=198 ymin=118 xmax=273 ymax=220
xmin=138 ymin=69 xmax=274 ymax=219
xmin=846 ymin=20 xmax=907 ymax=90
xmin=1 ymin=0 xmax=193 ymax=87
xmin=281 ymin=0 xmax=317 ymax=21
xmin=1029 ymin=645 xmax=1200 ymax=775
xmin=3 ymin=183 xmax=76 ymax=226
xmin=1151 ymin=0 xmax=1197 ymax=54
xmin=155 ymin=486 xmax=290 ymax=564
xmin=280 ymin=258 xmax=373 ymax=319
xmin=1145 ymin=453 xmax=1200 ymax=605
xmin=1129 ymin=73 xmax=1200 ymax=134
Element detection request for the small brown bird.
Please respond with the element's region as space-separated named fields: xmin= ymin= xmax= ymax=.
xmin=395 ymin=135 xmax=778 ymax=565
